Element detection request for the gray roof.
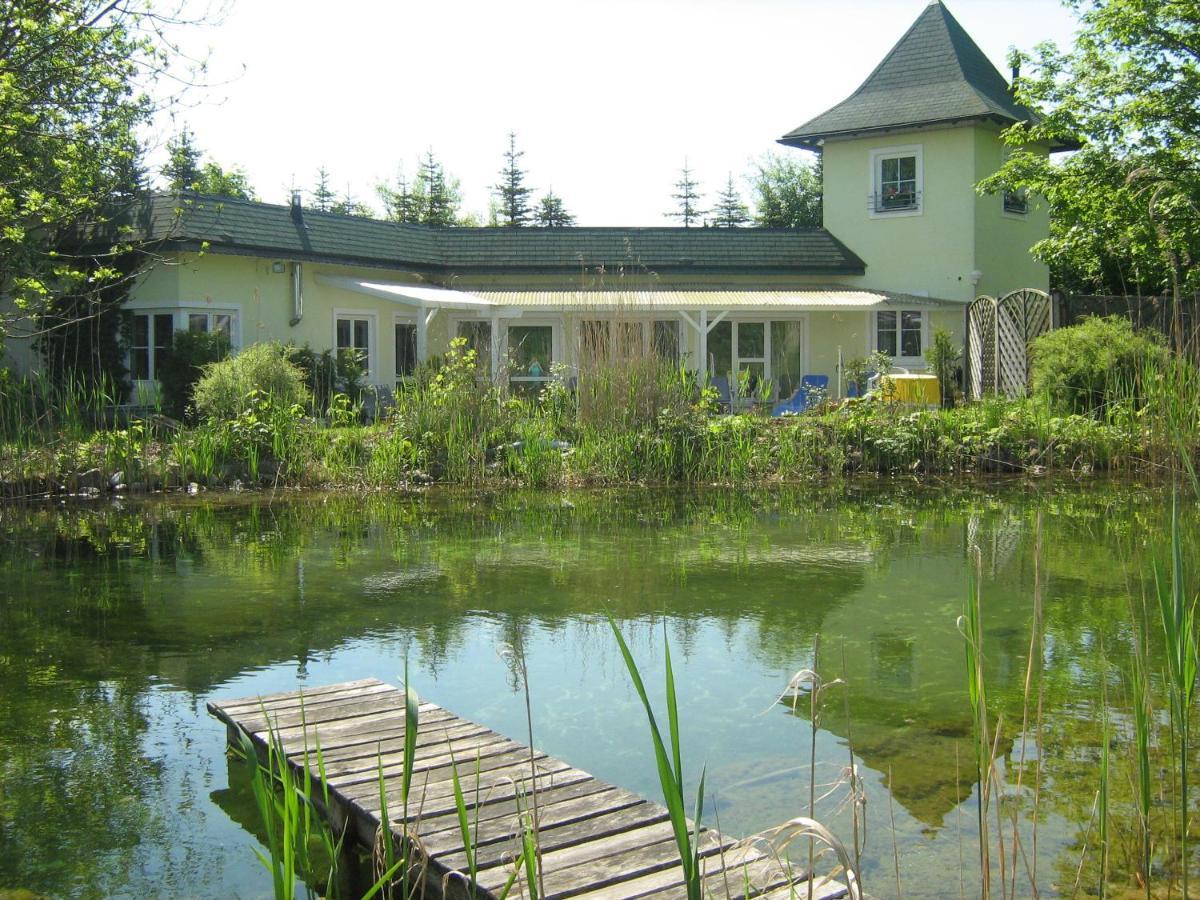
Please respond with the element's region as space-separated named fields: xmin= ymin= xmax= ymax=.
xmin=780 ymin=1 xmax=1044 ymax=148
xmin=118 ymin=193 xmax=866 ymax=276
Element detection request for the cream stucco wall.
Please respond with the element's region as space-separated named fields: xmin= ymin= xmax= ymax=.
xmin=118 ymin=250 xmax=966 ymax=399
xmin=822 ymin=125 xmax=981 ymax=303
xmin=971 ymin=126 xmax=1051 ymax=298
xmin=821 ymin=122 xmax=1050 ymax=305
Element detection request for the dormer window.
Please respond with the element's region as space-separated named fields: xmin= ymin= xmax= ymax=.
xmin=870 ymin=146 xmax=923 ymax=216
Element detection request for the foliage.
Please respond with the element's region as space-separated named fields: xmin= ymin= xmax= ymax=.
xmin=311 ymin=167 xmax=336 ymax=212
xmin=493 ymin=132 xmax=535 ymax=227
xmin=711 ymin=173 xmax=750 ymax=227
xmin=192 ymin=342 xmax=310 ymax=421
xmin=750 ymin=152 xmax=822 ymax=228
xmin=925 ymin=327 xmax=962 ymax=408
xmin=0 ymin=0 xmax=155 ymax=333
xmin=156 ymin=328 xmax=230 ymax=420
xmin=162 ymin=128 xmax=255 ymax=199
xmin=1030 ymin=316 xmax=1166 ymax=414
xmin=377 ymin=151 xmax=464 ymax=226
xmin=533 ymin=191 xmax=575 ymax=227
xmin=666 ymin=160 xmax=705 ymax=227
xmin=980 ymin=0 xmax=1200 ymax=297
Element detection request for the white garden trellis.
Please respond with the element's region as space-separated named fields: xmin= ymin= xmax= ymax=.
xmin=966 ymin=288 xmax=1053 ymax=399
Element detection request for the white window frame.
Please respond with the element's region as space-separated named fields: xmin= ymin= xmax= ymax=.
xmin=185 ymin=310 xmax=240 ymax=346
xmin=128 ymin=311 xmax=174 ymax=383
xmin=125 ymin=304 xmax=242 ymax=383
xmin=871 ymin=309 xmax=928 ymax=367
xmin=504 ymin=318 xmax=561 ymax=385
xmin=333 ymin=309 xmax=377 ymax=379
xmin=869 ymin=144 xmax=923 ymax=218
xmin=450 ymin=315 xmax=498 ymax=377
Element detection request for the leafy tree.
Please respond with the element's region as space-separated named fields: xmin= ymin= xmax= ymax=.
xmin=311 ymin=167 xmax=336 ymax=212
xmin=493 ymin=131 xmax=536 ymax=227
xmin=712 ymin=173 xmax=750 ymax=227
xmin=0 ymin=0 xmax=159 ymax=331
xmin=666 ymin=160 xmax=706 ymax=227
xmin=161 ymin=128 xmax=254 ymax=199
xmin=980 ymin=0 xmax=1200 ymax=300
xmin=196 ymin=161 xmax=255 ymax=200
xmin=162 ymin=128 xmax=203 ymax=193
xmin=330 ymin=185 xmax=372 ymax=217
xmin=534 ymin=191 xmax=575 ymax=227
xmin=379 ymin=152 xmax=469 ymax=226
xmin=751 ymin=152 xmax=822 ymax=228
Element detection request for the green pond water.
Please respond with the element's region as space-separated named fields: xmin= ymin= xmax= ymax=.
xmin=0 ymin=481 xmax=1192 ymax=898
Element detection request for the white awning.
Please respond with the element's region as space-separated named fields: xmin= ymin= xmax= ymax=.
xmin=468 ymin=288 xmax=961 ymax=311
xmin=316 ymin=276 xmax=496 ymax=310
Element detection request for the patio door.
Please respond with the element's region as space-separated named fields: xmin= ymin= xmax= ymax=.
xmin=709 ymin=318 xmax=805 ymax=398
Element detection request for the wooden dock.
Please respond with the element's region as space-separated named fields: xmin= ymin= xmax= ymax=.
xmin=208 ymin=677 xmax=854 ymax=899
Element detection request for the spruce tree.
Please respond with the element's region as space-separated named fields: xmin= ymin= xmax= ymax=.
xmin=712 ymin=173 xmax=750 ymax=227
xmin=378 ymin=166 xmax=418 ymax=223
xmin=416 ymin=150 xmax=461 ymax=227
xmin=666 ymin=160 xmax=705 ymax=227
xmin=534 ymin=190 xmax=575 ymax=227
xmin=312 ymin=167 xmax=336 ymax=212
xmin=162 ymin=127 xmax=203 ymax=192
xmin=493 ymin=131 xmax=535 ymax=227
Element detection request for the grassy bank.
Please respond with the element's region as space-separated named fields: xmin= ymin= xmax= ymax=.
xmin=2 ymin=330 xmax=1197 ymax=499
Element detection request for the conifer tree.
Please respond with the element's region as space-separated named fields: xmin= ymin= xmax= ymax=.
xmin=311 ymin=167 xmax=336 ymax=212
xmin=712 ymin=173 xmax=750 ymax=227
xmin=666 ymin=160 xmax=705 ymax=227
xmin=161 ymin=127 xmax=203 ymax=192
xmin=534 ymin=190 xmax=575 ymax=227
xmin=377 ymin=166 xmax=419 ymax=223
xmin=493 ymin=131 xmax=535 ymax=227
xmin=416 ymin=150 xmax=462 ymax=227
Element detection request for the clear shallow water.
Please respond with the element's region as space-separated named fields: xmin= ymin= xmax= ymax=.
xmin=0 ymin=482 xmax=1187 ymax=898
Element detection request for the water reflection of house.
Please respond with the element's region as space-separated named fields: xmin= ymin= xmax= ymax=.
xmin=783 ymin=515 xmax=1036 ymax=828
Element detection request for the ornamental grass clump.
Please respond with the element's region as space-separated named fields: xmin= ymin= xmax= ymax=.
xmin=193 ymin=342 xmax=310 ymax=421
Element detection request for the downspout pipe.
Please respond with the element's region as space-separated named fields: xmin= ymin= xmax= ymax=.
xmin=290 ymin=262 xmax=303 ymax=326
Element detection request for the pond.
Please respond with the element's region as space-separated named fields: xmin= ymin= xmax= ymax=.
xmin=0 ymin=481 xmax=1190 ymax=898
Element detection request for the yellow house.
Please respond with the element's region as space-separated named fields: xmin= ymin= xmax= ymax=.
xmin=32 ymin=1 xmax=1067 ymax=402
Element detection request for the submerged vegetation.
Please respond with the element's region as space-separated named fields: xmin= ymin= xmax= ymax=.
xmin=1 ymin=319 xmax=1198 ymax=498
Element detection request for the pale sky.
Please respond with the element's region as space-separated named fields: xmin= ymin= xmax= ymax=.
xmin=152 ymin=0 xmax=1081 ymax=226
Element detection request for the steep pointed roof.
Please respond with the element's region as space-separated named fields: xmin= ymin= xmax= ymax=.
xmin=780 ymin=1 xmax=1040 ymax=149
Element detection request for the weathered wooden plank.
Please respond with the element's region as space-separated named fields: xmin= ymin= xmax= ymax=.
xmin=317 ymin=731 xmax=518 ymax=783
xmin=567 ymin=838 xmax=754 ymax=900
xmin=297 ymin=720 xmax=491 ymax=764
xmin=211 ymin=677 xmax=386 ymax=711
xmin=429 ymin=796 xmax=666 ymax=869
xmin=413 ymin=777 xmax=617 ymax=838
xmin=756 ymin=874 xmax=851 ymax=899
xmin=209 ymin=679 xmax=801 ymax=900
xmin=213 ymin=680 xmax=397 ymax=715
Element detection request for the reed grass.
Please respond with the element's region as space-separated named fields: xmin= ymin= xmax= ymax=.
xmin=608 ymin=615 xmax=707 ymax=900
xmin=1156 ymin=492 xmax=1197 ymax=899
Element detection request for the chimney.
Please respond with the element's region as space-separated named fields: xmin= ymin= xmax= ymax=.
xmin=1010 ymin=63 xmax=1021 ymax=96
xmin=290 ymin=190 xmax=303 ymax=219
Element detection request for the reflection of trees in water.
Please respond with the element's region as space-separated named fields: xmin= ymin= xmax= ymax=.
xmin=0 ymin=479 xmax=1187 ymax=895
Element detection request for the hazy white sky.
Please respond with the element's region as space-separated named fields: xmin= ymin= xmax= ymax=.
xmin=154 ymin=0 xmax=1081 ymax=225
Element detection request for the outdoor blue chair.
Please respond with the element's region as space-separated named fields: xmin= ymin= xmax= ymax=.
xmin=711 ymin=375 xmax=732 ymax=411
xmin=771 ymin=375 xmax=829 ymax=416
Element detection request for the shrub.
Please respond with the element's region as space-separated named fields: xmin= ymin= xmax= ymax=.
xmin=157 ymin=329 xmax=230 ymax=420
xmin=1031 ymin=316 xmax=1167 ymax=415
xmin=193 ymin=342 xmax=309 ymax=421
xmin=925 ymin=328 xmax=962 ymax=408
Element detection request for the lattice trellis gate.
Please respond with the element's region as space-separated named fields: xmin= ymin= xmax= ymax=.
xmin=967 ymin=288 xmax=1053 ymax=399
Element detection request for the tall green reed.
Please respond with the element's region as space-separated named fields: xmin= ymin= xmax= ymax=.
xmin=1156 ymin=493 xmax=1197 ymax=898
xmin=608 ymin=614 xmax=707 ymax=900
